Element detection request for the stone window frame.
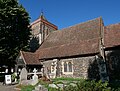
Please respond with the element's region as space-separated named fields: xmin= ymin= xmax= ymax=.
xmin=51 ymin=59 xmax=57 ymax=74
xmin=62 ymin=59 xmax=73 ymax=74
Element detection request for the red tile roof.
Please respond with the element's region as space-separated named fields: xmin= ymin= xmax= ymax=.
xmin=21 ymin=17 xmax=120 ymax=62
xmin=21 ymin=51 xmax=40 ymax=65
xmin=37 ymin=17 xmax=102 ymax=59
xmin=104 ymin=23 xmax=120 ymax=48
xmin=38 ymin=38 xmax=99 ymax=59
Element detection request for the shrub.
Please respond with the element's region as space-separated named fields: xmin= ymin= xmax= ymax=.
xmin=109 ymin=81 xmax=120 ymax=91
xmin=11 ymin=73 xmax=17 ymax=82
xmin=64 ymin=80 xmax=111 ymax=91
xmin=48 ymin=87 xmax=59 ymax=91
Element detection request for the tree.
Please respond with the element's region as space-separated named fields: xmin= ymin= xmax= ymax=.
xmin=0 ymin=0 xmax=31 ymax=65
xmin=29 ymin=36 xmax=39 ymax=52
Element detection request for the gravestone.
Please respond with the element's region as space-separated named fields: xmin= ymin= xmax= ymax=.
xmin=20 ymin=68 xmax=28 ymax=82
xmin=31 ymin=68 xmax=38 ymax=85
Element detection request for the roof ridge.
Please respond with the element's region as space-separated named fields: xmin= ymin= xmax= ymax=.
xmin=60 ymin=17 xmax=102 ymax=30
xmin=105 ymin=23 xmax=120 ymax=27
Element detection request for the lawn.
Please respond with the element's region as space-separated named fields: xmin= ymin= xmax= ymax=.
xmin=16 ymin=77 xmax=120 ymax=91
xmin=16 ymin=84 xmax=35 ymax=91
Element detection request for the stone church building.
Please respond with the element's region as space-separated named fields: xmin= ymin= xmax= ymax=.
xmin=17 ymin=14 xmax=120 ymax=81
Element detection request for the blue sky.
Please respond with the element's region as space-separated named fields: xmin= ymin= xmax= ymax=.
xmin=19 ymin=0 xmax=120 ymax=29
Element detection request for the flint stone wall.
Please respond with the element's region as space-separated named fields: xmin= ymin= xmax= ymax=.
xmin=43 ymin=55 xmax=100 ymax=79
xmin=105 ymin=49 xmax=120 ymax=81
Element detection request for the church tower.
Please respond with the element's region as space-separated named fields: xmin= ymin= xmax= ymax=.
xmin=30 ymin=12 xmax=58 ymax=44
xmin=30 ymin=13 xmax=58 ymax=51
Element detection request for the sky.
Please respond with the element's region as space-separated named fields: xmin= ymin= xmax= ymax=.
xmin=19 ymin=0 xmax=120 ymax=29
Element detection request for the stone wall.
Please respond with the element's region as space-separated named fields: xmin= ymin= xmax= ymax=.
xmin=43 ymin=60 xmax=53 ymax=77
xmin=42 ymin=49 xmax=120 ymax=81
xmin=59 ymin=56 xmax=99 ymax=79
xmin=43 ymin=55 xmax=100 ymax=80
xmin=74 ymin=56 xmax=98 ymax=79
xmin=105 ymin=49 xmax=120 ymax=81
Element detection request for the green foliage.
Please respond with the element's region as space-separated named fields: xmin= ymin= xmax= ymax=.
xmin=49 ymin=78 xmax=112 ymax=91
xmin=109 ymin=81 xmax=120 ymax=91
xmin=52 ymin=77 xmax=82 ymax=82
xmin=48 ymin=87 xmax=59 ymax=91
xmin=64 ymin=85 xmax=78 ymax=91
xmin=40 ymin=78 xmax=120 ymax=91
xmin=0 ymin=0 xmax=31 ymax=63
xmin=20 ymin=85 xmax=34 ymax=91
xmin=38 ymin=79 xmax=51 ymax=89
xmin=64 ymin=80 xmax=111 ymax=91
xmin=18 ymin=78 xmax=120 ymax=91
xmin=53 ymin=81 xmax=64 ymax=84
xmin=11 ymin=72 xmax=17 ymax=81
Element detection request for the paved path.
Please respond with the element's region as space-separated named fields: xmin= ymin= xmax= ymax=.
xmin=0 ymin=83 xmax=18 ymax=91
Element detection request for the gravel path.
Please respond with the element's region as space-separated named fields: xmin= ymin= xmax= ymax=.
xmin=0 ymin=82 xmax=18 ymax=91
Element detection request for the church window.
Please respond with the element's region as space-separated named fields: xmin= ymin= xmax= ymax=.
xmin=68 ymin=62 xmax=72 ymax=72
xmin=64 ymin=62 xmax=67 ymax=72
xmin=62 ymin=60 xmax=73 ymax=74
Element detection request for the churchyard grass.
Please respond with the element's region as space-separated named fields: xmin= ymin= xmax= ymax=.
xmin=21 ymin=85 xmax=34 ymax=91
xmin=17 ymin=77 xmax=120 ymax=91
xmin=52 ymin=77 xmax=83 ymax=82
xmin=18 ymin=77 xmax=81 ymax=91
xmin=16 ymin=84 xmax=35 ymax=91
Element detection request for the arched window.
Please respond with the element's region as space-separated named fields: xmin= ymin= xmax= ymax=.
xmin=68 ymin=62 xmax=72 ymax=72
xmin=62 ymin=60 xmax=73 ymax=74
xmin=64 ymin=62 xmax=67 ymax=72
